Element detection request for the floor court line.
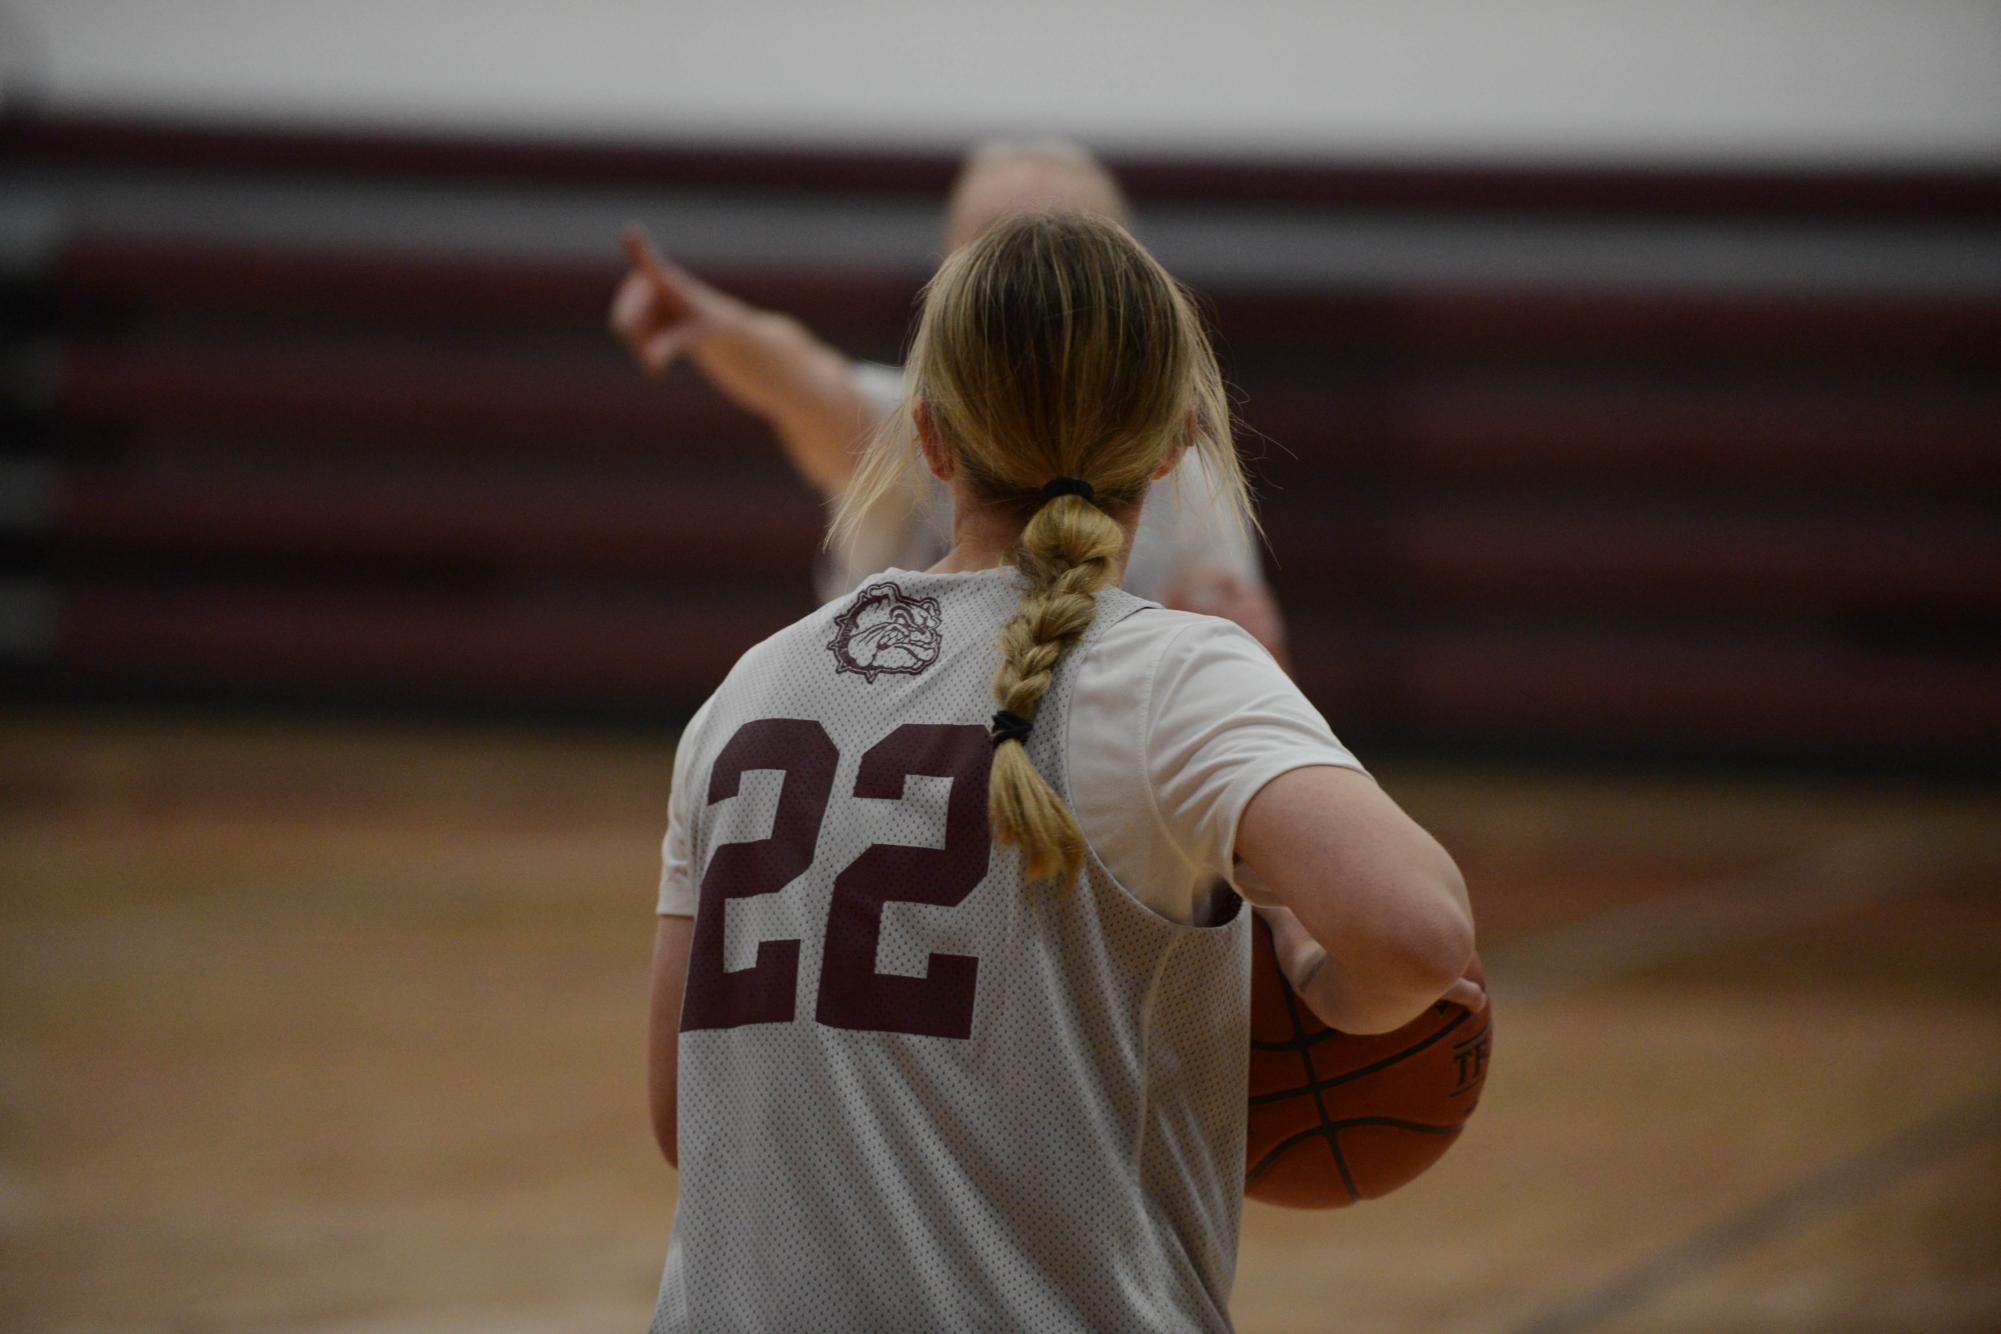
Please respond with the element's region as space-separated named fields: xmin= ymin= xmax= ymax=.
xmin=1509 ymin=1085 xmax=2001 ymax=1334
xmin=1484 ymin=819 xmax=1949 ymax=1008
xmin=1478 ymin=812 xmax=1987 ymax=1330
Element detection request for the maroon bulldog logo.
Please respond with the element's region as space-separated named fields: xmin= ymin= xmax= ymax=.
xmin=828 ymin=581 xmax=943 ymax=683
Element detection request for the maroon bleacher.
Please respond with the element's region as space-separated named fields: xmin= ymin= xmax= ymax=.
xmin=8 ymin=115 xmax=1998 ymax=760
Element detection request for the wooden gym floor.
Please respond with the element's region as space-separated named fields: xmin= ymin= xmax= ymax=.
xmin=1 ymin=712 xmax=1996 ymax=1331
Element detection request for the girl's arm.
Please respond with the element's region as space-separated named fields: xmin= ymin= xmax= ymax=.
xmin=611 ymin=226 xmax=880 ymax=499
xmin=647 ymin=913 xmax=696 ymax=1167
xmin=1234 ymin=765 xmax=1475 ymax=1035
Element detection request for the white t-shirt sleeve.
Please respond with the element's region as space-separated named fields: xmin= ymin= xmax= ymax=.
xmin=657 ymin=694 xmax=719 ymax=917
xmin=850 ymin=360 xmax=906 ymax=419
xmin=1068 ymin=609 xmax=1364 ymax=924
xmin=1142 ymin=615 xmax=1364 ymax=897
xmin=1160 ymin=448 xmax=1262 ymax=584
xmin=1119 ymin=448 xmax=1264 ymax=603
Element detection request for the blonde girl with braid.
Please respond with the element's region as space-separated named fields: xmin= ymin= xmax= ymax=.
xmin=644 ymin=214 xmax=1477 ymax=1334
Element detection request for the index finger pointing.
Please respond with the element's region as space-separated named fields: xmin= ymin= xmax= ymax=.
xmin=620 ymin=224 xmax=695 ymax=319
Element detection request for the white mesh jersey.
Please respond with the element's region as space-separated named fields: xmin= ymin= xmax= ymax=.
xmin=651 ymin=569 xmax=1253 ymax=1333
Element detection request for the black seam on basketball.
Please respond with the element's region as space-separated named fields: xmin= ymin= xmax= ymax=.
xmin=1453 ymin=1019 xmax=1492 ymax=1050
xmin=1243 ymin=1139 xmax=1281 ymax=1186
xmin=1246 ymin=1007 xmax=1475 ymax=1106
xmin=1250 ymin=1026 xmax=1347 ymax=1052
xmin=1267 ymin=945 xmax=1343 ymax=1191
xmin=1251 ymin=1004 xmax=1473 ymax=1054
xmin=1328 ymin=1116 xmax=1464 ymax=1136
xmin=1246 ymin=1124 xmax=1338 ymax=1186
xmin=1245 ymin=1117 xmax=1461 ymax=1193
xmin=1329 ymin=1129 xmax=1360 ymax=1203
xmin=1274 ymin=959 xmax=1330 ymax=1125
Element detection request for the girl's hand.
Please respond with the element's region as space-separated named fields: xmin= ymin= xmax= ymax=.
xmin=1440 ymin=973 xmax=1488 ymax=1014
xmin=610 ymin=224 xmax=736 ymax=376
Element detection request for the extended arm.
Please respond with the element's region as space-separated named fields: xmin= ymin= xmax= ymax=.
xmin=610 ymin=226 xmax=882 ymax=498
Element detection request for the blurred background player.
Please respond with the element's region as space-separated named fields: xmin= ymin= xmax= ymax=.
xmin=646 ymin=213 xmax=1474 ymax=1331
xmin=609 ymin=139 xmax=1289 ymax=660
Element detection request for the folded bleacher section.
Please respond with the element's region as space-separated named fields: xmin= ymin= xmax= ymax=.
xmin=3 ymin=114 xmax=1996 ymax=764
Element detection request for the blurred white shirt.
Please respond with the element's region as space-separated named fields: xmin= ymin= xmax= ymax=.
xmin=814 ymin=362 xmax=1262 ymax=605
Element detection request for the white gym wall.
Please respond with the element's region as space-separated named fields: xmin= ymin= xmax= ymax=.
xmin=3 ymin=0 xmax=1998 ymax=164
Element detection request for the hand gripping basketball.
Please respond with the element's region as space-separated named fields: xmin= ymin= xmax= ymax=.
xmin=1245 ymin=912 xmax=1492 ymax=1208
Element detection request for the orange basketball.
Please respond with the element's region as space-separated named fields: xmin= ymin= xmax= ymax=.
xmin=1245 ymin=912 xmax=1491 ymax=1208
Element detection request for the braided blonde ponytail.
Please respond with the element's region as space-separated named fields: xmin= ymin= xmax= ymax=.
xmin=988 ymin=493 xmax=1126 ymax=884
xmin=834 ymin=211 xmax=1252 ymax=890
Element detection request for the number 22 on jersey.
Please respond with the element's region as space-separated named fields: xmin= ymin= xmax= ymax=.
xmin=680 ymin=719 xmax=993 ymax=1041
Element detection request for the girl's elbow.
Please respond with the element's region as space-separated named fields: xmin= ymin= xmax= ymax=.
xmin=1412 ymin=894 xmax=1476 ymax=998
xmin=1363 ymin=893 xmax=1476 ymax=1032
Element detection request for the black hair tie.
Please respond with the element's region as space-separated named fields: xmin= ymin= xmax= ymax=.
xmin=1039 ymin=476 xmax=1095 ymax=505
xmin=989 ymin=710 xmax=1033 ymax=748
